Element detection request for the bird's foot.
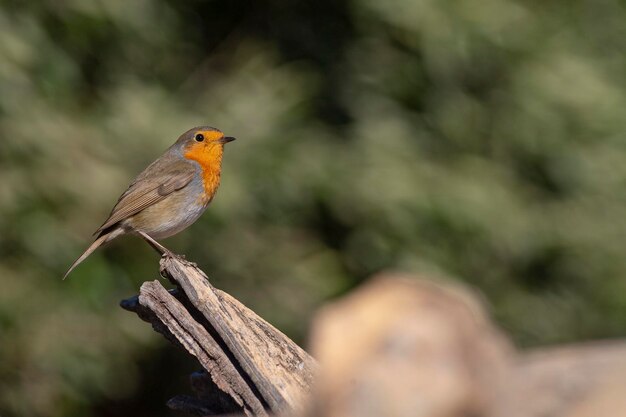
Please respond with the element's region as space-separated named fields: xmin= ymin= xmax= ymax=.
xmin=158 ymin=250 xmax=193 ymax=282
xmin=163 ymin=251 xmax=197 ymax=268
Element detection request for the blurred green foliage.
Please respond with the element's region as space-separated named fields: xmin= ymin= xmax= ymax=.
xmin=1 ymin=0 xmax=626 ymax=416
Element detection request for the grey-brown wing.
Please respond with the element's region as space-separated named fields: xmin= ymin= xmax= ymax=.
xmin=95 ymin=160 xmax=196 ymax=234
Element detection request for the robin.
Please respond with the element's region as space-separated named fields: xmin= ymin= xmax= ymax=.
xmin=64 ymin=126 xmax=235 ymax=279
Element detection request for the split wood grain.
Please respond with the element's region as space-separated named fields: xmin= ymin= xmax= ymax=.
xmin=121 ymin=255 xmax=316 ymax=416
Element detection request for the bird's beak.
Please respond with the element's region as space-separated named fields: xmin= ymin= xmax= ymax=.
xmin=219 ymin=136 xmax=236 ymax=144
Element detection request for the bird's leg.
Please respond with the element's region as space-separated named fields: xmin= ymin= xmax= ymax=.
xmin=136 ymin=230 xmax=173 ymax=256
xmin=136 ymin=230 xmax=197 ymax=267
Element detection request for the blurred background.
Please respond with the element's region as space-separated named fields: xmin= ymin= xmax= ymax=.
xmin=1 ymin=0 xmax=626 ymax=416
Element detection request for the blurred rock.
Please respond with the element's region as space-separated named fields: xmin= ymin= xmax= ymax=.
xmin=307 ymin=273 xmax=513 ymax=417
xmin=499 ymin=341 xmax=626 ymax=417
xmin=304 ymin=274 xmax=626 ymax=417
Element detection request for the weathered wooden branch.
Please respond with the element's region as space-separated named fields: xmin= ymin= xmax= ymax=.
xmin=120 ymin=255 xmax=316 ymax=417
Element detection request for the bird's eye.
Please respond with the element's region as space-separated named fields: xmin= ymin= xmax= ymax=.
xmin=195 ymin=133 xmax=204 ymax=142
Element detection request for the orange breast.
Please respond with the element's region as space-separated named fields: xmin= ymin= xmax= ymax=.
xmin=184 ymin=144 xmax=224 ymax=205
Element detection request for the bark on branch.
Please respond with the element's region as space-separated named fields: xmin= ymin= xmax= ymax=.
xmin=120 ymin=256 xmax=316 ymax=417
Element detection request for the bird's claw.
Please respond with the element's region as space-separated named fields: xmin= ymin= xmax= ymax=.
xmin=161 ymin=251 xmax=197 ymax=268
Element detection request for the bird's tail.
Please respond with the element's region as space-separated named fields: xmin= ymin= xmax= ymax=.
xmin=63 ymin=228 xmax=125 ymax=280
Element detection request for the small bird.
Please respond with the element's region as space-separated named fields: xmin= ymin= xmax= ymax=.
xmin=64 ymin=126 xmax=235 ymax=279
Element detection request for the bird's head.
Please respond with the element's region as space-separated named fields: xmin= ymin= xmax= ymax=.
xmin=176 ymin=126 xmax=236 ymax=166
